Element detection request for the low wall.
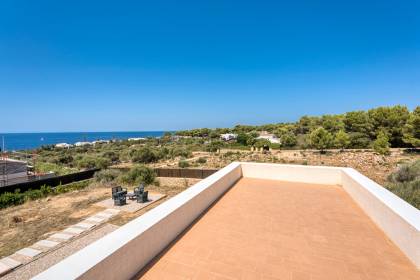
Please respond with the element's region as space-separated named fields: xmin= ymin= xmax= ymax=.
xmin=32 ymin=162 xmax=242 ymax=280
xmin=32 ymin=162 xmax=419 ymax=279
xmin=240 ymin=162 xmax=342 ymax=185
xmin=341 ymin=168 xmax=420 ymax=268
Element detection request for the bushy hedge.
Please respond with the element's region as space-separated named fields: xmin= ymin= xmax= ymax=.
xmin=386 ymin=160 xmax=420 ymax=209
xmin=0 ymin=180 xmax=91 ymax=209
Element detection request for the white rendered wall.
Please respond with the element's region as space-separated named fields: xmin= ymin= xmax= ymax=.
xmin=32 ymin=162 xmax=242 ymax=280
xmin=341 ymin=168 xmax=420 ymax=268
xmin=240 ymin=162 xmax=342 ymax=185
xmin=32 ymin=162 xmax=420 ymax=279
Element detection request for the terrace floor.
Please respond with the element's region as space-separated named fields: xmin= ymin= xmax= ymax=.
xmin=137 ymin=178 xmax=419 ymax=280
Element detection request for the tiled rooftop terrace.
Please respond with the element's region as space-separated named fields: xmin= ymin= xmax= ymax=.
xmin=138 ymin=178 xmax=419 ymax=280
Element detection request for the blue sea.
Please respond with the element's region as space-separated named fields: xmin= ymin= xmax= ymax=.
xmin=0 ymin=131 xmax=167 ymax=151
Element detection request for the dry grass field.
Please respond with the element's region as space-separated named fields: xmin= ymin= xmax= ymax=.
xmin=0 ymin=178 xmax=200 ymax=258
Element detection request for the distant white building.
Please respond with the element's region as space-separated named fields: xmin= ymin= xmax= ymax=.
xmin=74 ymin=141 xmax=93 ymax=147
xmin=128 ymin=137 xmax=146 ymax=141
xmin=55 ymin=143 xmax=72 ymax=148
xmin=220 ymin=133 xmax=237 ymax=141
xmin=257 ymin=131 xmax=280 ymax=144
xmin=92 ymin=140 xmax=109 ymax=145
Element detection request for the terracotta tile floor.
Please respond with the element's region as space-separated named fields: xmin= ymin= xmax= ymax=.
xmin=137 ymin=178 xmax=419 ymax=280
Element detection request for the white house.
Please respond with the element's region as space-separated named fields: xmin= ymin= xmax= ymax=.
xmin=220 ymin=133 xmax=237 ymax=141
xmin=128 ymin=137 xmax=146 ymax=141
xmin=55 ymin=143 xmax=72 ymax=148
xmin=257 ymin=131 xmax=280 ymax=144
xmin=74 ymin=141 xmax=93 ymax=147
xmin=92 ymin=140 xmax=109 ymax=145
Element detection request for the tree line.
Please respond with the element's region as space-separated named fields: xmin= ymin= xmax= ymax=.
xmin=176 ymin=105 xmax=420 ymax=153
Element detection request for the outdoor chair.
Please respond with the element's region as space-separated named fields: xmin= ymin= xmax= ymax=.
xmin=113 ymin=191 xmax=127 ymax=206
xmin=112 ymin=186 xmax=127 ymax=200
xmin=133 ymin=186 xmax=143 ymax=197
xmin=138 ymin=183 xmax=145 ymax=194
xmin=137 ymin=191 xmax=148 ymax=203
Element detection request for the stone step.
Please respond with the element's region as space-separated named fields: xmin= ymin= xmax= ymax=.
xmin=63 ymin=227 xmax=85 ymax=235
xmin=15 ymin=247 xmax=42 ymax=258
xmin=0 ymin=257 xmax=21 ymax=276
xmin=49 ymin=232 xmax=74 ymax=241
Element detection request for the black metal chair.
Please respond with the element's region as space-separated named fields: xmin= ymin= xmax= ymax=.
xmin=111 ymin=186 xmax=121 ymax=199
xmin=137 ymin=191 xmax=148 ymax=203
xmin=113 ymin=191 xmax=127 ymax=206
xmin=133 ymin=186 xmax=143 ymax=197
xmin=138 ymin=184 xmax=145 ymax=194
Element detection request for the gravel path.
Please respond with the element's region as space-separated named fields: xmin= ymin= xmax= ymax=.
xmin=1 ymin=224 xmax=119 ymax=280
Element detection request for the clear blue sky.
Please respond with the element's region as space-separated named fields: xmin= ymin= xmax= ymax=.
xmin=0 ymin=0 xmax=419 ymax=132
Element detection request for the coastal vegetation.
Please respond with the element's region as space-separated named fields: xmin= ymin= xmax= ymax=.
xmin=2 ymin=105 xmax=419 ymax=210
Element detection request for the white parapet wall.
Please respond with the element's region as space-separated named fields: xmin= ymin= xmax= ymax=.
xmin=32 ymin=162 xmax=242 ymax=280
xmin=341 ymin=168 xmax=420 ymax=268
xmin=32 ymin=162 xmax=419 ymax=280
xmin=240 ymin=162 xmax=343 ymax=185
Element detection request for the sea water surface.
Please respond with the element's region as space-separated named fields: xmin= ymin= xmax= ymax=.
xmin=0 ymin=131 xmax=167 ymax=151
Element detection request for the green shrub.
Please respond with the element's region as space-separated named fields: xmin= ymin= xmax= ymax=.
xmin=386 ymin=160 xmax=420 ymax=209
xmin=119 ymin=165 xmax=156 ymax=185
xmin=196 ymin=157 xmax=207 ymax=164
xmin=94 ymin=169 xmax=121 ymax=184
xmin=0 ymin=180 xmax=91 ymax=209
xmin=309 ymin=127 xmax=334 ymax=152
xmin=280 ymin=132 xmax=297 ymax=148
xmin=388 ymin=161 xmax=420 ymax=183
xmin=178 ymin=160 xmax=190 ymax=168
xmin=373 ymin=131 xmax=390 ymax=155
xmin=130 ymin=147 xmax=162 ymax=163
xmin=76 ymin=156 xmax=111 ymax=169
xmin=169 ymin=147 xmax=192 ymax=158
xmin=334 ymin=130 xmax=350 ymax=150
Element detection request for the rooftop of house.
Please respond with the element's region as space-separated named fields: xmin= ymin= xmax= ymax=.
xmin=32 ymin=163 xmax=420 ymax=280
xmin=138 ymin=177 xmax=419 ymax=279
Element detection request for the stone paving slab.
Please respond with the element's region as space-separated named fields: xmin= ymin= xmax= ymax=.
xmin=63 ymin=227 xmax=85 ymax=235
xmin=8 ymin=254 xmax=30 ymax=264
xmin=15 ymin=248 xmax=42 ymax=258
xmin=94 ymin=212 xmax=114 ymax=219
xmin=0 ymin=207 xmax=120 ymax=277
xmin=74 ymin=222 xmax=95 ymax=230
xmin=34 ymin=240 xmax=59 ymax=249
xmin=103 ymin=208 xmax=121 ymax=214
xmin=84 ymin=216 xmax=106 ymax=223
xmin=1 ymin=224 xmax=119 ymax=280
xmin=0 ymin=258 xmax=21 ymax=277
xmin=95 ymin=193 xmax=165 ymax=213
xmin=0 ymin=258 xmax=21 ymax=269
xmin=0 ymin=262 xmax=11 ymax=277
xmin=49 ymin=233 xmax=74 ymax=241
